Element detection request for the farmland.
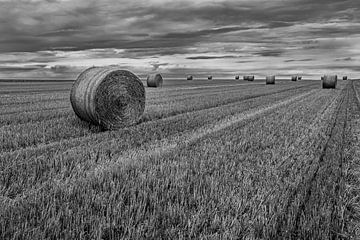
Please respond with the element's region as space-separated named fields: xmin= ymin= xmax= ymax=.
xmin=0 ymin=78 xmax=360 ymax=239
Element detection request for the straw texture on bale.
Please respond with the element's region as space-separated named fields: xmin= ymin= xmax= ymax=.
xmin=187 ymin=75 xmax=193 ymax=80
xmin=266 ymin=75 xmax=276 ymax=84
xmin=343 ymin=76 xmax=348 ymax=80
xmin=235 ymin=75 xmax=240 ymax=80
xmin=322 ymin=75 xmax=337 ymax=89
xmin=291 ymin=76 xmax=298 ymax=81
xmin=70 ymin=67 xmax=145 ymax=130
xmin=147 ymin=73 xmax=163 ymax=87
xmin=208 ymin=75 xmax=213 ymax=80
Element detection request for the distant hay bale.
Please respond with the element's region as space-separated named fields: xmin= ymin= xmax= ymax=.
xmin=321 ymin=76 xmax=324 ymax=81
xmin=266 ymin=75 xmax=276 ymax=84
xmin=208 ymin=75 xmax=213 ymax=80
xmin=343 ymin=76 xmax=348 ymax=80
xmin=291 ymin=76 xmax=298 ymax=81
xmin=322 ymin=75 xmax=337 ymax=89
xmin=235 ymin=75 xmax=240 ymax=80
xmin=146 ymin=73 xmax=163 ymax=88
xmin=244 ymin=75 xmax=254 ymax=81
xmin=298 ymin=76 xmax=302 ymax=80
xmin=187 ymin=75 xmax=193 ymax=80
xmin=70 ymin=67 xmax=145 ymax=130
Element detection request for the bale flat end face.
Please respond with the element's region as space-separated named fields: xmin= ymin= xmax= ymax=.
xmin=322 ymin=75 xmax=337 ymax=89
xmin=70 ymin=67 xmax=145 ymax=130
xmin=147 ymin=73 xmax=163 ymax=88
xmin=266 ymin=76 xmax=276 ymax=84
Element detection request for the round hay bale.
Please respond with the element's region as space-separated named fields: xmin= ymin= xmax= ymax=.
xmin=208 ymin=75 xmax=213 ymax=80
xmin=243 ymin=76 xmax=247 ymax=81
xmin=70 ymin=67 xmax=145 ymax=130
xmin=187 ymin=75 xmax=193 ymax=80
xmin=291 ymin=76 xmax=297 ymax=81
xmin=321 ymin=76 xmax=324 ymax=81
xmin=266 ymin=75 xmax=275 ymax=84
xmin=322 ymin=75 xmax=337 ymax=89
xmin=147 ymin=73 xmax=163 ymax=87
xmin=298 ymin=76 xmax=302 ymax=80
xmin=343 ymin=76 xmax=348 ymax=80
xmin=235 ymin=75 xmax=240 ymax=80
xmin=244 ymin=75 xmax=254 ymax=81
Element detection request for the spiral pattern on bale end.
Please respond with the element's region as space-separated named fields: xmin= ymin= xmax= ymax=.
xmin=147 ymin=73 xmax=163 ymax=87
xmin=187 ymin=75 xmax=193 ymax=80
xmin=291 ymin=76 xmax=298 ymax=81
xmin=70 ymin=67 xmax=145 ymax=130
xmin=322 ymin=75 xmax=337 ymax=89
xmin=266 ymin=75 xmax=276 ymax=84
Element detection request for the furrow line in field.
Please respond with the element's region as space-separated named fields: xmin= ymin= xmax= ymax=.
xmin=90 ymin=90 xmax=317 ymax=179
xmin=0 ymin=85 xmax=315 ymax=153
xmin=0 ymin=89 xmax=316 ymax=199
xmin=289 ymin=87 xmax=348 ymax=238
xmin=0 ymin=106 xmax=70 ymax=116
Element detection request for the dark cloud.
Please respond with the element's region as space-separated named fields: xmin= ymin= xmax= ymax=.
xmin=284 ymin=58 xmax=313 ymax=62
xmin=187 ymin=55 xmax=237 ymax=60
xmin=0 ymin=0 xmax=360 ymax=78
xmin=254 ymin=49 xmax=284 ymax=57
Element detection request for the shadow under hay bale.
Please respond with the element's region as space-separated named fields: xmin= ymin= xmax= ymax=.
xmin=147 ymin=73 xmax=163 ymax=87
xmin=70 ymin=67 xmax=145 ymax=130
xmin=187 ymin=75 xmax=193 ymax=80
xmin=266 ymin=75 xmax=276 ymax=84
xmin=322 ymin=75 xmax=337 ymax=89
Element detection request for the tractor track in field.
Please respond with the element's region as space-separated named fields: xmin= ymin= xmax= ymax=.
xmin=0 ymin=88 xmax=70 ymax=95
xmin=0 ymin=106 xmax=70 ymax=116
xmin=0 ymin=89 xmax=316 ymax=201
xmin=285 ymin=84 xmax=349 ymax=239
xmin=0 ymin=84 xmax=316 ymax=155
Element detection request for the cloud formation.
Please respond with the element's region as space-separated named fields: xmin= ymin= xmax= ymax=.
xmin=0 ymin=0 xmax=359 ymax=78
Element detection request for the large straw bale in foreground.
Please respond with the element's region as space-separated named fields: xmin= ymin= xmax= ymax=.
xmin=147 ymin=73 xmax=163 ymax=87
xmin=322 ymin=75 xmax=337 ymax=89
xmin=266 ymin=75 xmax=276 ymax=84
xmin=70 ymin=67 xmax=145 ymax=130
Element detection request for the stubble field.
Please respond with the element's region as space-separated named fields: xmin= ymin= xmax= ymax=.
xmin=0 ymin=78 xmax=360 ymax=239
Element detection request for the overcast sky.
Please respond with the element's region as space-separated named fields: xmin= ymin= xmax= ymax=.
xmin=0 ymin=0 xmax=359 ymax=79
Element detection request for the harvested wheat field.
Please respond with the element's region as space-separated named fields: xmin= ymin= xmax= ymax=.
xmin=0 ymin=78 xmax=360 ymax=239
